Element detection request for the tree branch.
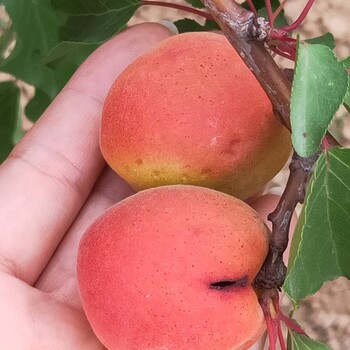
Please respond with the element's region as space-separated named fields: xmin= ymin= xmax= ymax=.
xmin=201 ymin=0 xmax=339 ymax=146
xmin=202 ymin=0 xmax=292 ymax=130
xmin=253 ymin=151 xmax=319 ymax=289
xmin=201 ymin=0 xmax=339 ymax=291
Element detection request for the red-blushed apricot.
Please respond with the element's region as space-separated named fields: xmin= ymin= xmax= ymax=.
xmin=101 ymin=32 xmax=292 ymax=200
xmin=78 ymin=185 xmax=269 ymax=350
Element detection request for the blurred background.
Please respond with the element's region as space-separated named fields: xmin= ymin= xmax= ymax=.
xmin=1 ymin=1 xmax=349 ymax=349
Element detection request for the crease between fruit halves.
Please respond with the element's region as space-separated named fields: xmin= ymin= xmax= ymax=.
xmin=100 ymin=32 xmax=292 ymax=200
xmin=77 ymin=185 xmax=270 ymax=350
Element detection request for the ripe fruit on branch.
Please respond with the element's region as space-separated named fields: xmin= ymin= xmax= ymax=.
xmin=101 ymin=32 xmax=291 ymax=199
xmin=78 ymin=185 xmax=269 ymax=350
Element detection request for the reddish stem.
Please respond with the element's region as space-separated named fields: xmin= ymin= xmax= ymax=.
xmin=268 ymin=31 xmax=296 ymax=61
xmin=279 ymin=313 xmax=307 ymax=335
xmin=270 ymin=30 xmax=297 ymax=42
xmin=272 ymin=0 xmax=289 ymax=23
xmin=265 ymin=313 xmax=278 ymax=350
xmin=246 ymin=0 xmax=258 ymax=16
xmin=269 ymin=45 xmax=293 ymax=60
xmin=265 ymin=0 xmax=275 ymax=27
xmin=273 ymin=296 xmax=288 ymax=349
xmin=140 ymin=0 xmax=213 ymax=20
xmin=278 ymin=326 xmax=287 ymax=350
xmin=279 ymin=0 xmax=315 ymax=32
xmin=277 ymin=42 xmax=296 ymax=60
xmin=261 ymin=291 xmax=307 ymax=349
xmin=322 ymin=136 xmax=332 ymax=150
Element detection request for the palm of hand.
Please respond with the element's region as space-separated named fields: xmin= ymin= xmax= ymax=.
xmin=0 ymin=169 xmax=132 ymax=349
xmin=1 ymin=272 xmax=103 ymax=349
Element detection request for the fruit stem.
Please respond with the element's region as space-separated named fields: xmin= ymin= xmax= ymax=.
xmin=265 ymin=313 xmax=277 ymax=350
xmin=265 ymin=0 xmax=275 ymax=27
xmin=140 ymin=1 xmax=213 ymax=20
xmin=245 ymin=0 xmax=258 ymax=16
xmin=261 ymin=290 xmax=306 ymax=350
xmin=272 ymin=0 xmax=289 ymax=23
xmin=322 ymin=136 xmax=332 ymax=151
xmin=279 ymin=312 xmax=307 ymax=335
xmin=278 ymin=326 xmax=287 ymax=350
xmin=269 ymin=45 xmax=294 ymax=61
xmin=279 ymin=0 xmax=315 ymax=32
xmin=260 ymin=290 xmax=282 ymax=350
xmin=277 ymin=42 xmax=296 ymax=60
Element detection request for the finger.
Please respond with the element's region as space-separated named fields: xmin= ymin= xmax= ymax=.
xmin=0 ymin=272 xmax=105 ymax=350
xmin=0 ymin=23 xmax=172 ymax=285
xmin=35 ymin=167 xmax=134 ymax=309
xmin=249 ymin=333 xmax=267 ymax=350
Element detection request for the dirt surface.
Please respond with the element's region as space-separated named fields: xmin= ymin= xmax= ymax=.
xmin=131 ymin=2 xmax=350 ymax=349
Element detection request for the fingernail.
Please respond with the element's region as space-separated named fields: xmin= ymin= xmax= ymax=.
xmin=158 ymin=20 xmax=179 ymax=35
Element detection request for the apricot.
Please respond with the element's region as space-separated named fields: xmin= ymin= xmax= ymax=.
xmin=101 ymin=32 xmax=291 ymax=199
xmin=77 ymin=185 xmax=269 ymax=350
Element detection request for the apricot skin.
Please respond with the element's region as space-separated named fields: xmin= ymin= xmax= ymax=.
xmin=77 ymin=185 xmax=269 ymax=350
xmin=101 ymin=32 xmax=292 ymax=199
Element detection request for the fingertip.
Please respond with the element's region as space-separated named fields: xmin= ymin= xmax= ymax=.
xmin=249 ymin=194 xmax=281 ymax=230
xmin=157 ymin=20 xmax=179 ymax=35
xmin=130 ymin=22 xmax=175 ymax=41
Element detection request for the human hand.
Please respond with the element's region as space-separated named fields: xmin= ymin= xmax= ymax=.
xmin=0 ymin=23 xmax=172 ymax=349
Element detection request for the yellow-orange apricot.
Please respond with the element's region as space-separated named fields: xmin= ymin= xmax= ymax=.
xmin=101 ymin=32 xmax=291 ymax=199
xmin=77 ymin=185 xmax=269 ymax=350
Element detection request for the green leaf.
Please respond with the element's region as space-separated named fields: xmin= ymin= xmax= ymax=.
xmin=0 ymin=24 xmax=15 ymax=64
xmin=59 ymin=5 xmax=139 ymax=43
xmin=343 ymin=56 xmax=350 ymax=69
xmin=306 ymin=33 xmax=335 ymax=50
xmin=1 ymin=0 xmax=62 ymax=97
xmin=284 ymin=148 xmax=350 ymax=304
xmin=42 ymin=41 xmax=97 ymax=65
xmin=49 ymin=43 xmax=99 ymax=89
xmin=26 ymin=40 xmax=99 ymax=122
xmin=291 ymin=39 xmax=348 ymax=157
xmin=184 ymin=0 xmax=205 ymax=8
xmin=25 ymin=88 xmax=52 ymax=122
xmin=0 ymin=81 xmax=21 ymax=163
xmin=174 ymin=18 xmax=219 ymax=33
xmin=344 ymin=77 xmax=350 ymax=113
xmin=343 ymin=58 xmax=350 ymax=112
xmin=344 ymin=95 xmax=350 ymax=113
xmin=288 ymin=331 xmax=331 ymax=350
xmin=0 ymin=15 xmax=7 ymax=30
xmin=52 ymin=0 xmax=140 ymax=15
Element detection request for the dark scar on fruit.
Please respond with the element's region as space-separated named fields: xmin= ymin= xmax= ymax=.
xmin=209 ymin=276 xmax=248 ymax=291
